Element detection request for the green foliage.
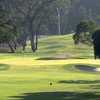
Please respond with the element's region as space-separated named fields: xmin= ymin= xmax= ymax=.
xmin=73 ymin=20 xmax=97 ymax=45
xmin=76 ymin=21 xmax=89 ymax=33
xmin=0 ymin=9 xmax=19 ymax=43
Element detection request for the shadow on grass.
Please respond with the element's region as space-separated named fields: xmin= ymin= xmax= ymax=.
xmin=37 ymin=57 xmax=67 ymax=60
xmin=58 ymin=80 xmax=100 ymax=84
xmin=9 ymin=91 xmax=100 ymax=100
xmin=72 ymin=57 xmax=86 ymax=59
xmin=37 ymin=57 xmax=90 ymax=60
xmin=0 ymin=64 xmax=10 ymax=71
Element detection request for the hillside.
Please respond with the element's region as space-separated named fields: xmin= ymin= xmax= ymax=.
xmin=0 ymin=34 xmax=94 ymax=59
xmin=26 ymin=34 xmax=93 ymax=59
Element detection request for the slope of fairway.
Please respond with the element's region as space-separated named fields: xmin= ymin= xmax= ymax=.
xmin=0 ymin=34 xmax=93 ymax=59
xmin=36 ymin=34 xmax=94 ymax=59
xmin=0 ymin=35 xmax=100 ymax=100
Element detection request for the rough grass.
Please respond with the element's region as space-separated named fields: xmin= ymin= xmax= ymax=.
xmin=0 ymin=34 xmax=100 ymax=100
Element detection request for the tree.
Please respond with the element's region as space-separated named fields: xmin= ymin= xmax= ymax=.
xmin=2 ymin=0 xmax=57 ymax=52
xmin=0 ymin=6 xmax=18 ymax=53
xmin=73 ymin=20 xmax=97 ymax=45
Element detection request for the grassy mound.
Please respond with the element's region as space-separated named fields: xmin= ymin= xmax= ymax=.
xmin=36 ymin=34 xmax=94 ymax=58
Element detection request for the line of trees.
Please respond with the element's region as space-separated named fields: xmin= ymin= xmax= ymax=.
xmin=0 ymin=0 xmax=74 ymax=53
xmin=1 ymin=0 xmax=100 ymax=53
xmin=0 ymin=0 xmax=57 ymax=52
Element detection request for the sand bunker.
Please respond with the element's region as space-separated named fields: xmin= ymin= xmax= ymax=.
xmin=75 ymin=65 xmax=100 ymax=72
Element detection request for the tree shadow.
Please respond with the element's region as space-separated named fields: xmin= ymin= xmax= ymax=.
xmin=58 ymin=80 xmax=100 ymax=84
xmin=37 ymin=57 xmax=67 ymax=60
xmin=9 ymin=91 xmax=100 ymax=100
xmin=72 ymin=57 xmax=86 ymax=59
xmin=37 ymin=57 xmax=92 ymax=60
xmin=0 ymin=64 xmax=10 ymax=71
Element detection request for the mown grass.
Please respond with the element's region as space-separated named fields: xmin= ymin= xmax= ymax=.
xmin=0 ymin=34 xmax=100 ymax=100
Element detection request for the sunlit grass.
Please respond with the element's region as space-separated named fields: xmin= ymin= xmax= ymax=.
xmin=0 ymin=35 xmax=100 ymax=100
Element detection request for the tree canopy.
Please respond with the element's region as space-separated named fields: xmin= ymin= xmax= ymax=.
xmin=73 ymin=20 xmax=97 ymax=45
xmin=0 ymin=6 xmax=18 ymax=52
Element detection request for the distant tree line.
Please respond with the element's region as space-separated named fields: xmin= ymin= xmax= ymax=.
xmin=0 ymin=0 xmax=100 ymax=53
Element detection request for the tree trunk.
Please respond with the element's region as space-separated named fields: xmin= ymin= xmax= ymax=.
xmin=28 ymin=21 xmax=37 ymax=52
xmin=8 ymin=41 xmax=15 ymax=53
xmin=13 ymin=40 xmax=17 ymax=50
xmin=35 ymin=32 xmax=38 ymax=50
xmin=30 ymin=33 xmax=36 ymax=52
xmin=22 ymin=43 xmax=26 ymax=51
